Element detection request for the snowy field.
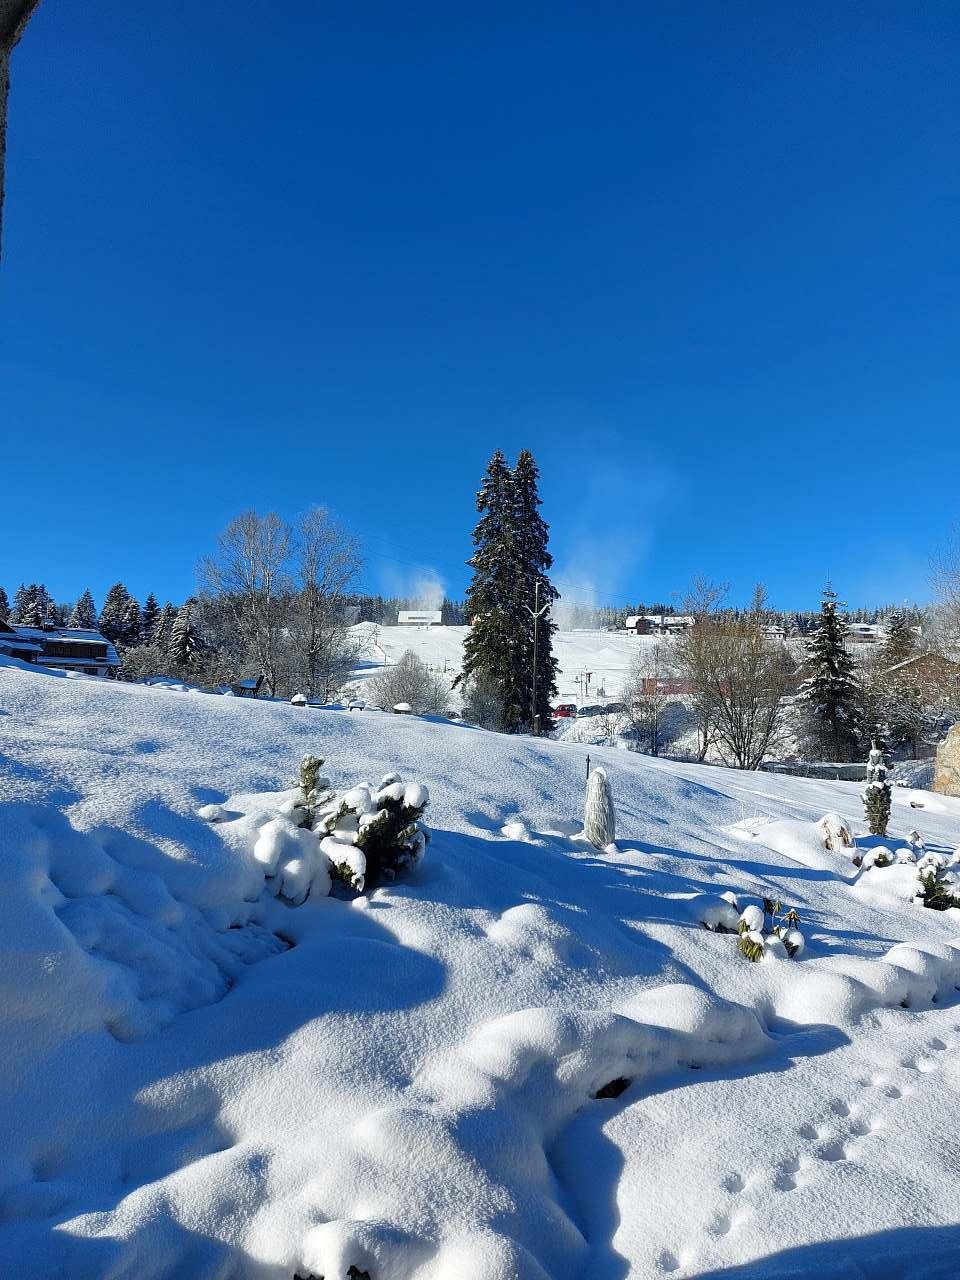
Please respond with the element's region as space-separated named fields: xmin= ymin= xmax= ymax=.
xmin=351 ymin=623 xmax=665 ymax=703
xmin=2 ymin=661 xmax=960 ymax=1278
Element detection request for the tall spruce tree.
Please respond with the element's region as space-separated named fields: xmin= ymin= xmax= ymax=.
xmin=510 ymin=449 xmax=559 ymax=732
xmin=881 ymin=610 xmax=916 ymax=668
xmin=11 ymin=584 xmax=30 ymax=624
xmin=461 ymin=451 xmax=520 ymax=729
xmin=99 ymin=583 xmax=132 ymax=644
xmin=120 ymin=596 xmax=142 ymax=648
xmin=169 ymin=601 xmax=204 ymax=670
xmin=154 ymin=601 xmax=178 ymax=651
xmin=69 ymin=589 xmax=98 ymax=629
xmin=0 ymin=585 xmax=10 ymax=621
xmin=15 ymin=584 xmax=48 ymax=628
xmin=141 ymin=593 xmax=160 ymax=642
xmin=461 ymin=449 xmax=558 ymax=734
xmin=799 ymin=585 xmax=862 ymax=760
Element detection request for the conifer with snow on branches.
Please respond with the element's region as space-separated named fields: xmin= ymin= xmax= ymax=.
xmin=799 ymin=584 xmax=862 ymax=761
xmin=862 ymin=740 xmax=892 ymax=837
xmin=68 ymin=589 xmax=98 ymax=630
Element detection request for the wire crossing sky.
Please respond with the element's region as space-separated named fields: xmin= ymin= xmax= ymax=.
xmin=1 ymin=1 xmax=957 ymax=611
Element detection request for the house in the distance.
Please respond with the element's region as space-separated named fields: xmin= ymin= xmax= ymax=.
xmin=0 ymin=617 xmax=43 ymax=663
xmin=0 ymin=619 xmax=119 ymax=677
xmin=398 ymin=610 xmax=442 ymax=628
xmin=624 ymin=614 xmax=695 ymax=636
xmin=847 ymin=622 xmax=885 ymax=644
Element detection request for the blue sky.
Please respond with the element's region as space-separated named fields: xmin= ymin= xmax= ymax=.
xmin=1 ymin=1 xmax=957 ymax=615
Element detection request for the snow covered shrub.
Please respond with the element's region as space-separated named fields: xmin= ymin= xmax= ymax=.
xmin=583 ymin=766 xmax=616 ymax=850
xmin=369 ymin=649 xmax=450 ymax=715
xmin=314 ymin=772 xmax=430 ymax=891
xmin=816 ymin=812 xmax=854 ymax=851
xmin=916 ymin=854 xmax=960 ymax=911
xmin=862 ymin=742 xmax=892 ymax=837
xmin=737 ymin=900 xmax=803 ymax=961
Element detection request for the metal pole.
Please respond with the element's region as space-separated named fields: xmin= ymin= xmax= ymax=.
xmin=525 ymin=579 xmax=550 ymax=736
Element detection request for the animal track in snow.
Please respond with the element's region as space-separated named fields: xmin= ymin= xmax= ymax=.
xmin=656 ymin=1027 xmax=957 ymax=1274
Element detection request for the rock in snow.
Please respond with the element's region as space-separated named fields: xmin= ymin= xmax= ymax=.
xmin=1 ymin=663 xmax=960 ymax=1278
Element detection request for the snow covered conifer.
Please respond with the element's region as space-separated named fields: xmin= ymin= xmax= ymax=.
xmin=315 ymin=772 xmax=430 ymax=889
xmin=881 ymin=611 xmax=916 ymax=667
xmin=120 ymin=597 xmax=142 ymax=649
xmin=461 ymin=449 xmax=558 ymax=734
xmin=461 ymin=450 xmax=521 ymax=729
xmin=584 ymin=766 xmax=616 ymax=850
xmin=99 ymin=583 xmax=132 ymax=644
xmin=141 ymin=593 xmax=160 ymax=642
xmin=153 ymin=601 xmax=178 ymax=650
xmin=798 ymin=585 xmax=862 ymax=761
xmin=10 ymin=584 xmax=29 ymax=624
xmin=862 ymin=740 xmax=892 ymax=837
xmin=14 ymin=584 xmax=48 ymax=628
xmin=68 ymin=589 xmax=98 ymax=629
xmin=168 ymin=601 xmax=204 ymax=670
xmin=510 ymin=449 xmax=559 ymax=733
xmin=0 ymin=586 xmax=8 ymax=622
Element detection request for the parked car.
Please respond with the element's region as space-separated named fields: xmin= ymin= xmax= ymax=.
xmin=576 ymin=704 xmax=605 ymax=718
xmin=553 ymin=703 xmax=577 ymax=719
xmin=604 ymin=702 xmax=627 ymax=714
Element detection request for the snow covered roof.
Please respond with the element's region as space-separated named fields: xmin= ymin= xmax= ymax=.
xmin=0 ymin=632 xmax=42 ymax=653
xmin=884 ymin=652 xmax=960 ymax=677
xmin=5 ymin=625 xmax=120 ymax=667
xmin=10 ymin=625 xmax=108 ymax=643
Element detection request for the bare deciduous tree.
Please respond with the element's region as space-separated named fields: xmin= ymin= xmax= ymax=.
xmin=198 ymin=511 xmax=292 ymax=696
xmin=286 ymin=508 xmax=362 ymax=700
xmin=199 ymin=508 xmax=360 ymax=699
xmin=932 ymin=531 xmax=960 ymax=658
xmin=676 ymin=581 xmax=795 ymax=769
xmin=622 ymin=641 xmax=677 ymax=756
xmin=369 ymin=650 xmax=450 ymax=715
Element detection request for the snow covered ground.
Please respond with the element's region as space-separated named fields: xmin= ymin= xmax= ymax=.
xmin=1 ymin=661 xmax=960 ymax=1279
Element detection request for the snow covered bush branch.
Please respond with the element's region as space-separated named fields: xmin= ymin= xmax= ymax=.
xmin=253 ymin=761 xmax=430 ymax=904
xmin=737 ymin=900 xmax=804 ymax=962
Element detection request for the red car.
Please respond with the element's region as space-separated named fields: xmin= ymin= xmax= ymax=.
xmin=553 ymin=703 xmax=577 ymax=719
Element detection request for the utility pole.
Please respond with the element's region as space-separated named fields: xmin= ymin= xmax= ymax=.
xmin=525 ymin=579 xmax=550 ymax=735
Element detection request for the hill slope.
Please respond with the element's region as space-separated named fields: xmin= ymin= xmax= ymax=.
xmin=1 ymin=664 xmax=959 ymax=1279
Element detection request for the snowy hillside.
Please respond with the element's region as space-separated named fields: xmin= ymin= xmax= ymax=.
xmin=1 ymin=664 xmax=960 ymax=1279
xmin=351 ymin=623 xmax=665 ymax=703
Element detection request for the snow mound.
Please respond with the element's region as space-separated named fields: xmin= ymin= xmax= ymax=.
xmin=0 ymin=802 xmax=288 ymax=1046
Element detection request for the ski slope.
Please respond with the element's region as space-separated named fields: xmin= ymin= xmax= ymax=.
xmin=1 ymin=661 xmax=960 ymax=1279
xmin=351 ymin=622 xmax=663 ymax=702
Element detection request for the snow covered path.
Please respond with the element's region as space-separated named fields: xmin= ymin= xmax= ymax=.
xmin=1 ymin=664 xmax=959 ymax=1278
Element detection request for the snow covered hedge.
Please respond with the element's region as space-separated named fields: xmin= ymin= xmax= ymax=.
xmin=249 ymin=755 xmax=430 ymax=904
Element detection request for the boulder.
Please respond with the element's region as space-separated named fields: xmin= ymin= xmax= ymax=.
xmin=933 ymin=724 xmax=960 ymax=797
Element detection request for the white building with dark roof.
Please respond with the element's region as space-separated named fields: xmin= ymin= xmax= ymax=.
xmin=398 ymin=610 xmax=442 ymax=627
